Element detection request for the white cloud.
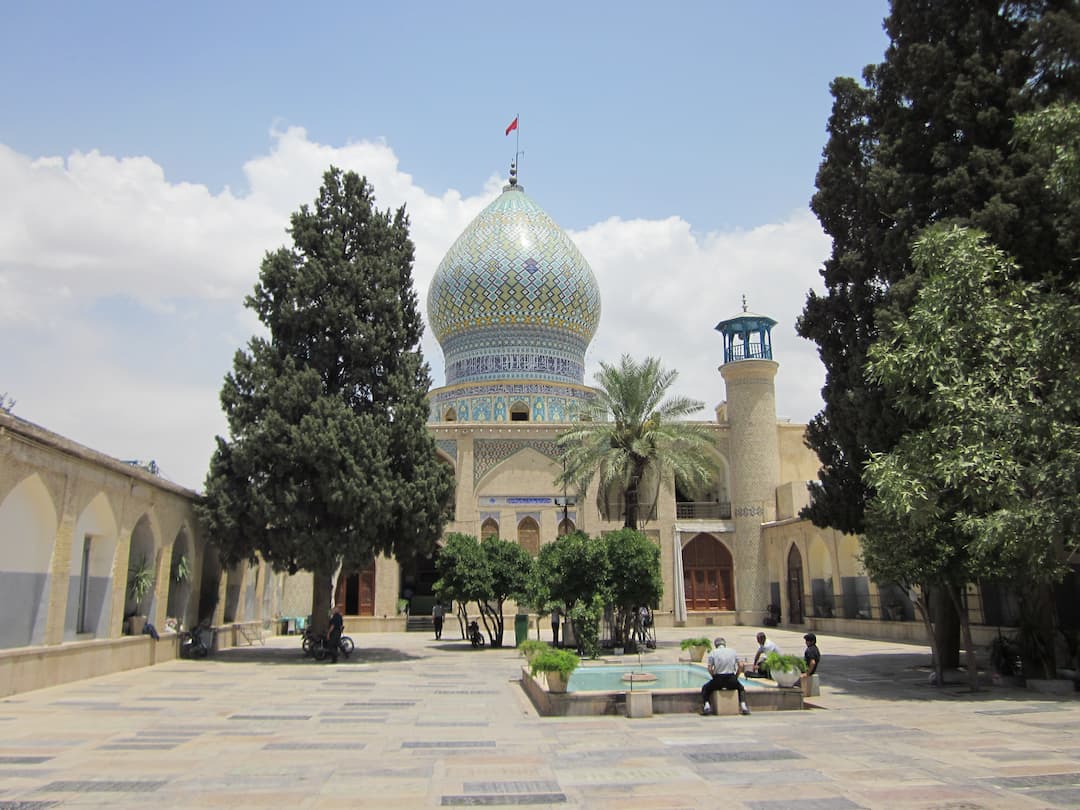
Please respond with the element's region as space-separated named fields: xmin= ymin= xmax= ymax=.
xmin=0 ymin=128 xmax=828 ymax=491
xmin=574 ymin=212 xmax=829 ymax=423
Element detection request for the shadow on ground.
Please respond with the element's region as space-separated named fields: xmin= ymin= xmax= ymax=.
xmin=205 ymin=644 xmax=423 ymax=665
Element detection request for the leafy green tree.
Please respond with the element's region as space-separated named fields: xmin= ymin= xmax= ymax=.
xmin=198 ymin=168 xmax=454 ymax=634
xmin=434 ymin=532 xmax=491 ymax=640
xmin=603 ymin=529 xmax=663 ymax=647
xmin=537 ymin=530 xmax=609 ymax=613
xmin=478 ymin=536 xmax=534 ymax=647
xmin=864 ymin=225 xmax=1080 ymax=680
xmin=433 ymin=533 xmax=533 ymax=647
xmin=799 ymin=1 xmax=1080 ymax=536
xmin=556 ymin=355 xmax=717 ymax=529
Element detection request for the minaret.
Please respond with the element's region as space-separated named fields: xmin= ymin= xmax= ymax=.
xmin=716 ymin=297 xmax=780 ymax=624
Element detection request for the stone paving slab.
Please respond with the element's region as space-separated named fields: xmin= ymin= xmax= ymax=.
xmin=0 ymin=627 xmax=1078 ymax=808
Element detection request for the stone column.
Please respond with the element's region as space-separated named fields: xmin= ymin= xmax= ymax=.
xmin=720 ymin=358 xmax=780 ymax=624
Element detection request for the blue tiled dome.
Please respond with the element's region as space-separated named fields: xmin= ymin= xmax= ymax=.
xmin=427 ymin=184 xmax=601 ymax=388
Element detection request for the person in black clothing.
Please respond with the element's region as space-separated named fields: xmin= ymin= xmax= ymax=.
xmin=327 ymin=605 xmax=344 ymax=663
xmin=803 ymin=632 xmax=821 ymax=676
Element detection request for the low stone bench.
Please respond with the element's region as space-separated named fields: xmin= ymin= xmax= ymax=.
xmin=802 ymin=674 xmax=820 ymax=697
xmin=704 ymin=688 xmax=741 ymax=715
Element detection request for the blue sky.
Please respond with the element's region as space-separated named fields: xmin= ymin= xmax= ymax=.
xmin=0 ymin=2 xmax=891 ymax=489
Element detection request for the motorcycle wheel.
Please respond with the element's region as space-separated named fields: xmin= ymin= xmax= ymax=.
xmin=340 ymin=636 xmax=354 ymax=656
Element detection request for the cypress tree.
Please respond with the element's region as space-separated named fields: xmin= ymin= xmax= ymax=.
xmin=199 ymin=168 xmax=454 ymax=632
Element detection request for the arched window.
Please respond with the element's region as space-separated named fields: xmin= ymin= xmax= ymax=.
xmin=681 ymin=534 xmax=734 ymax=611
xmin=510 ymin=401 xmax=529 ymax=422
xmin=480 ymin=518 xmax=499 ymax=541
xmin=444 ymin=408 xmax=457 ymax=422
xmin=517 ymin=517 xmax=540 ymax=556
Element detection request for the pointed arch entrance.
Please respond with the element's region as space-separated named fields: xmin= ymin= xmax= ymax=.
xmin=787 ymin=544 xmax=805 ymax=624
xmin=681 ymin=534 xmax=734 ymax=611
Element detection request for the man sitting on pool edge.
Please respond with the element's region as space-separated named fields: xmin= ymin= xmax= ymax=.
xmin=700 ymin=637 xmax=750 ymax=716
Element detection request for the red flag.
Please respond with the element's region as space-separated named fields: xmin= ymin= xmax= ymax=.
xmin=505 ymin=116 xmax=519 ymax=136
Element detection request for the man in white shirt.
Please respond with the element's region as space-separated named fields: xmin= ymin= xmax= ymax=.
xmin=749 ymin=631 xmax=779 ymax=677
xmin=700 ymin=637 xmax=749 ymax=715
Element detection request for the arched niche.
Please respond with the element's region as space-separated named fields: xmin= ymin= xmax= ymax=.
xmin=223 ymin=561 xmax=243 ymax=623
xmin=67 ymin=492 xmax=120 ymax=640
xmin=517 ymin=516 xmax=540 ymax=556
xmin=197 ymin=544 xmax=223 ymax=624
xmin=557 ymin=517 xmax=575 ymax=536
xmin=681 ymin=533 xmax=734 ymax=611
xmin=166 ymin=526 xmax=195 ymax=628
xmin=509 ymin=401 xmax=529 ymax=422
xmin=674 ymin=452 xmax=731 ymax=519
xmin=806 ymin=535 xmax=835 ymax=617
xmin=242 ymin=560 xmax=260 ymax=621
xmin=786 ymin=544 xmax=805 ymax=624
xmin=480 ymin=517 xmax=499 ymax=540
xmin=124 ymin=514 xmax=159 ymax=623
xmin=0 ymin=474 xmax=59 ymax=648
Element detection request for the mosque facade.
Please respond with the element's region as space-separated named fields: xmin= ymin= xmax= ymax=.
xmin=332 ymin=169 xmax=918 ymax=633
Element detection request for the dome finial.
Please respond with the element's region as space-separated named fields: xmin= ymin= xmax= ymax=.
xmin=742 ymin=294 xmax=748 ymax=313
xmin=509 ymin=160 xmax=517 ymax=187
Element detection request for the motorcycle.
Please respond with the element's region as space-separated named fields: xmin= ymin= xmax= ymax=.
xmin=468 ymin=620 xmax=485 ymax=649
xmin=178 ymin=624 xmax=213 ymax=659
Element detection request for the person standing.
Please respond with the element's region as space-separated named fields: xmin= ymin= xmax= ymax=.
xmin=432 ymin=601 xmax=446 ymax=640
xmin=326 ymin=605 xmax=344 ymax=664
xmin=700 ymin=637 xmax=749 ymax=715
xmin=749 ymin=631 xmax=779 ymax=677
xmin=804 ymin=632 xmax=821 ymax=676
xmin=550 ymin=606 xmax=561 ymax=648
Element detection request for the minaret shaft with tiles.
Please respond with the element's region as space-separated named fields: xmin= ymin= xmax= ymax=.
xmin=717 ymin=299 xmax=780 ymax=622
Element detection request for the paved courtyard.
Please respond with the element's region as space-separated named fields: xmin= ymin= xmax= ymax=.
xmin=1 ymin=626 xmax=1078 ymax=809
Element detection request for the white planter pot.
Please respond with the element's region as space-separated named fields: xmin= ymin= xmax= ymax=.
xmin=545 ymin=671 xmax=569 ymax=693
xmin=772 ymin=668 xmax=801 ymax=688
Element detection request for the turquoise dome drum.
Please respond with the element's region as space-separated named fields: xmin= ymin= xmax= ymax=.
xmin=427 ymin=183 xmax=601 ymax=389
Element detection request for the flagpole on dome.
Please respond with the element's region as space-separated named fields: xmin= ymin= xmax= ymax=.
xmin=505 ymin=113 xmax=522 ymax=187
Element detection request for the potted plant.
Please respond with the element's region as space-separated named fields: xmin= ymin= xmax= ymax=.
xmin=764 ymin=651 xmax=807 ymax=687
xmin=172 ymin=554 xmax=191 ymax=583
xmin=529 ymin=648 xmax=580 ymax=693
xmin=126 ymin=558 xmax=155 ymax=635
xmin=519 ymin=638 xmax=549 ymax=665
xmin=680 ymin=636 xmax=713 ymax=663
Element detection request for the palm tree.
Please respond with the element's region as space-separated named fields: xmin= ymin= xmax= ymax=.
xmin=557 ymin=354 xmax=718 ymax=529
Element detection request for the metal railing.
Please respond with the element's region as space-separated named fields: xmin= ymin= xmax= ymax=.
xmin=675 ymin=501 xmax=733 ymax=520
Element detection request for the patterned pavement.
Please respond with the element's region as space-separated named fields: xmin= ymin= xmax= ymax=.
xmin=1 ymin=626 xmax=1078 ymax=809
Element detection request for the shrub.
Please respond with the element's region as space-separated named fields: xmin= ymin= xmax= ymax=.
xmin=519 ymin=639 xmax=549 ymax=659
xmin=764 ymin=651 xmax=807 ymax=674
xmin=680 ymin=637 xmax=713 ymax=650
xmin=529 ymin=648 xmax=580 ymax=679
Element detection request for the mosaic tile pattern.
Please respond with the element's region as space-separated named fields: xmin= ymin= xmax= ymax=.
xmin=427 ymin=186 xmax=601 ymax=389
xmin=473 ymin=438 xmax=561 ymax=485
xmin=435 ymin=439 xmax=457 ymax=461
xmin=429 ymin=380 xmax=597 ymax=424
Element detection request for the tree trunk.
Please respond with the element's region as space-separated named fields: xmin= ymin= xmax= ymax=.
xmin=1020 ymin=584 xmax=1058 ymax=679
xmin=913 ymin=588 xmax=944 ymax=687
xmin=309 ymin=566 xmax=334 ymax=636
xmin=930 ymin=584 xmax=960 ymax=669
xmin=946 ymin=585 xmax=980 ymax=691
xmin=624 ymin=484 xmax=638 ymax=529
xmin=454 ymin=602 xmax=468 ymax=640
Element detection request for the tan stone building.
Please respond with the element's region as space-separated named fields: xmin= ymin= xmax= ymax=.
xmin=331 ymin=171 xmax=912 ymax=637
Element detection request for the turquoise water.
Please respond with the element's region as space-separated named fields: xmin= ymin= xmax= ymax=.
xmin=567 ymin=663 xmax=760 ymax=693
